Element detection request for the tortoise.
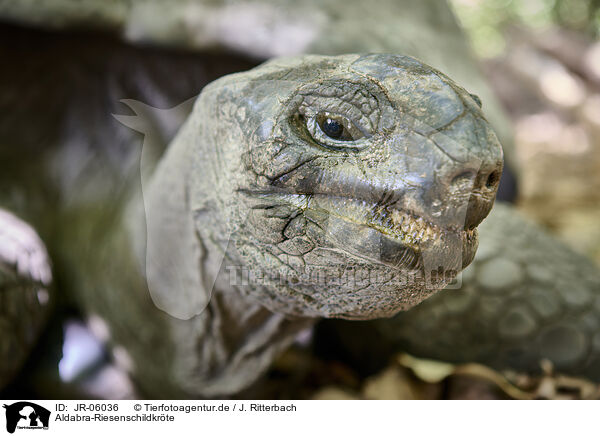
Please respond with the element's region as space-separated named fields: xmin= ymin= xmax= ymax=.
xmin=1 ymin=0 xmax=599 ymax=399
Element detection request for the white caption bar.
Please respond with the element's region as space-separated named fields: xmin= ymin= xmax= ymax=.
xmin=0 ymin=400 xmax=593 ymax=436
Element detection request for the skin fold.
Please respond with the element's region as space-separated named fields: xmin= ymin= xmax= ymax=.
xmin=158 ymin=54 xmax=502 ymax=321
xmin=128 ymin=53 xmax=502 ymax=396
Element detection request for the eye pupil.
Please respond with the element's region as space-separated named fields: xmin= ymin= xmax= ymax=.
xmin=321 ymin=118 xmax=344 ymax=139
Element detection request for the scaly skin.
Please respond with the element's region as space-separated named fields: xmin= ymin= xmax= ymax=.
xmin=0 ymin=210 xmax=52 ymax=388
xmin=0 ymin=53 xmax=498 ymax=397
xmin=73 ymin=53 xmax=499 ymax=397
xmin=1 ymin=44 xmax=503 ymax=396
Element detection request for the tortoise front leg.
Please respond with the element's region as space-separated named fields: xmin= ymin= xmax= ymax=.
xmin=0 ymin=209 xmax=53 ymax=389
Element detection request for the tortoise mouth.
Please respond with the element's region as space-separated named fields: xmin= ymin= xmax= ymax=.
xmin=241 ymin=190 xmax=479 ymax=272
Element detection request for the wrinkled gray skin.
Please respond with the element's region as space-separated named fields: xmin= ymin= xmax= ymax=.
xmin=124 ymin=53 xmax=501 ymax=396
xmin=1 ymin=0 xmax=600 ymax=398
xmin=157 ymin=54 xmax=502 ymax=320
xmin=1 ymin=48 xmax=504 ymax=397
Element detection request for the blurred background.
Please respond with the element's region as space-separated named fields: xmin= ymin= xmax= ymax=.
xmin=452 ymin=0 xmax=600 ymax=264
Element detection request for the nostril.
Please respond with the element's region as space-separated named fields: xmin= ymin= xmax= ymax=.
xmin=485 ymin=170 xmax=501 ymax=189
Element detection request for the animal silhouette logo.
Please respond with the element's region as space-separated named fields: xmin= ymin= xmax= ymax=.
xmin=2 ymin=402 xmax=50 ymax=433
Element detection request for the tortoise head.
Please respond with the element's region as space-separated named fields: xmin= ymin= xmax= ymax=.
xmin=190 ymin=54 xmax=503 ymax=319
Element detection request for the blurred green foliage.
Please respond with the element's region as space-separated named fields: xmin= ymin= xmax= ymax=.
xmin=450 ymin=0 xmax=600 ymax=58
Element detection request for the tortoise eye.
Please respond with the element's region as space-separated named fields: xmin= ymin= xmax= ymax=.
xmin=300 ymin=111 xmax=371 ymax=151
xmin=315 ymin=112 xmax=363 ymax=141
xmin=317 ymin=114 xmax=349 ymax=140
